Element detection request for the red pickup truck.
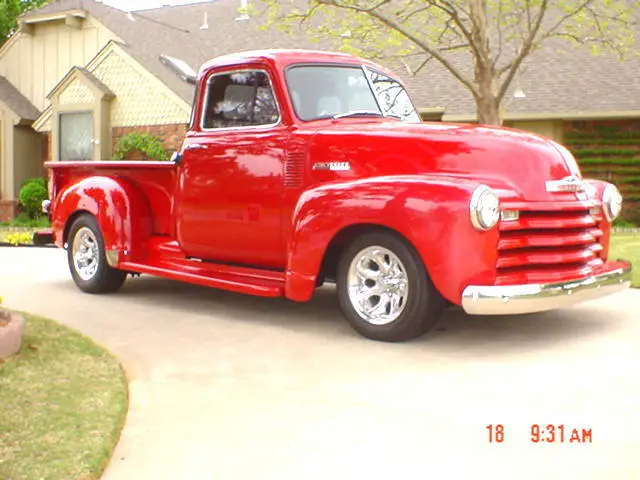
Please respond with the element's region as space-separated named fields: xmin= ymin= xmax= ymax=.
xmin=37 ymin=49 xmax=632 ymax=342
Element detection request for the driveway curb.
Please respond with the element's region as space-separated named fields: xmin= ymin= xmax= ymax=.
xmin=0 ymin=243 xmax=57 ymax=248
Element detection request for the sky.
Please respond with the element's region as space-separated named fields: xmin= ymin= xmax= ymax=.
xmin=100 ymin=0 xmax=210 ymax=12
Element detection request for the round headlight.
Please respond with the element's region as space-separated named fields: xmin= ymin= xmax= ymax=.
xmin=602 ymin=184 xmax=623 ymax=222
xmin=470 ymin=185 xmax=500 ymax=230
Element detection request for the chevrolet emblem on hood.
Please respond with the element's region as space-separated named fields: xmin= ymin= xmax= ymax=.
xmin=545 ymin=175 xmax=585 ymax=193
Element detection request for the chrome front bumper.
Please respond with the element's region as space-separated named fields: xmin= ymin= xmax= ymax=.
xmin=461 ymin=262 xmax=632 ymax=315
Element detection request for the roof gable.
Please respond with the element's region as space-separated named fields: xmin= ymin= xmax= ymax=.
xmin=47 ymin=66 xmax=114 ymax=101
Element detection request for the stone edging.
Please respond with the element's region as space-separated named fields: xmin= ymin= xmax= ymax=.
xmin=0 ymin=243 xmax=57 ymax=248
xmin=0 ymin=311 xmax=24 ymax=359
xmin=0 ymin=226 xmax=40 ymax=233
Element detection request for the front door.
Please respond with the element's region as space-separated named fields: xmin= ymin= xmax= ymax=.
xmin=175 ymin=69 xmax=286 ymax=269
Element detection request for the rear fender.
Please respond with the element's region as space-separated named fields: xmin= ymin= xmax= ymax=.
xmin=53 ymin=176 xmax=152 ymax=264
xmin=285 ymin=175 xmax=499 ymax=303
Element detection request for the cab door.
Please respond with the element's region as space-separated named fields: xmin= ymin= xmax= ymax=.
xmin=174 ymin=68 xmax=286 ymax=269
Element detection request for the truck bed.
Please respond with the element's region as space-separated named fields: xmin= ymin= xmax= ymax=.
xmin=45 ymin=161 xmax=177 ymax=235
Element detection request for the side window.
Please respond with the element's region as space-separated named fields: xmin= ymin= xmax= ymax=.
xmin=366 ymin=69 xmax=421 ymax=123
xmin=202 ymin=70 xmax=279 ymax=129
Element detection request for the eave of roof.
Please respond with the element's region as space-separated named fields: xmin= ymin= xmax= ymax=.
xmin=0 ymin=76 xmax=40 ymax=121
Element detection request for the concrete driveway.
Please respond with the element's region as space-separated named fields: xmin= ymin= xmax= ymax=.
xmin=1 ymin=247 xmax=639 ymax=480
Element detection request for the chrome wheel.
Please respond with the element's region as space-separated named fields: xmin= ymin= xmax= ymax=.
xmin=347 ymin=245 xmax=409 ymax=325
xmin=72 ymin=227 xmax=100 ymax=281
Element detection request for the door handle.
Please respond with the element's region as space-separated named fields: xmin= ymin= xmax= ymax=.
xmin=184 ymin=143 xmax=209 ymax=151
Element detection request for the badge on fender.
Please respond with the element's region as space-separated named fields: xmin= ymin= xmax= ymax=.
xmin=312 ymin=161 xmax=351 ymax=171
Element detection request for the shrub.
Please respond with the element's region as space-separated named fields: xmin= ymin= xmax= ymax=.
xmin=18 ymin=178 xmax=48 ymax=219
xmin=573 ymin=148 xmax=640 ymax=158
xmin=21 ymin=177 xmax=46 ymax=189
xmin=113 ymin=132 xmax=169 ymax=161
xmin=579 ymin=157 xmax=640 ymax=166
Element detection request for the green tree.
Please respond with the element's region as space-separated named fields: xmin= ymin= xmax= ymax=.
xmin=0 ymin=0 xmax=48 ymax=46
xmin=261 ymin=0 xmax=638 ymax=125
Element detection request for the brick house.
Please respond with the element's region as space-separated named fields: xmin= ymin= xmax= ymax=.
xmin=0 ymin=0 xmax=639 ymax=221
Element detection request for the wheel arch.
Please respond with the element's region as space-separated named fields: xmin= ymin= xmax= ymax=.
xmin=319 ymin=223 xmax=421 ymax=283
xmin=63 ymin=209 xmax=94 ymax=246
xmin=284 ymin=174 xmax=500 ymax=304
xmin=53 ymin=176 xmax=153 ymax=263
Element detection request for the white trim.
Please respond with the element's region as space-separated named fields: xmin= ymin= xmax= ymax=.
xmin=33 ymin=106 xmax=52 ymax=132
xmin=21 ymin=10 xmax=87 ymax=24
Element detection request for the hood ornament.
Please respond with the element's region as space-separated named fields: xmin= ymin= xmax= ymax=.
xmin=545 ymin=175 xmax=584 ymax=193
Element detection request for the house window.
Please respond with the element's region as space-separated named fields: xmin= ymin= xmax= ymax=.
xmin=59 ymin=112 xmax=94 ymax=161
xmin=202 ymin=70 xmax=279 ymax=129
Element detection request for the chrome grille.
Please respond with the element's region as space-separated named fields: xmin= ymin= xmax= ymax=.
xmin=496 ymin=208 xmax=605 ymax=285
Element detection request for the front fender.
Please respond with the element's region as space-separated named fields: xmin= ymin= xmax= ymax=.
xmin=285 ymin=175 xmax=499 ymax=303
xmin=53 ymin=176 xmax=152 ymax=263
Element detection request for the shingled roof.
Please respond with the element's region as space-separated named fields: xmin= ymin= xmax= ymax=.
xmin=21 ymin=0 xmax=640 ymax=120
xmin=0 ymin=76 xmax=40 ymax=120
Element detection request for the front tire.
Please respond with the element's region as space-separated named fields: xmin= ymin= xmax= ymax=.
xmin=67 ymin=215 xmax=127 ymax=294
xmin=336 ymin=231 xmax=444 ymax=342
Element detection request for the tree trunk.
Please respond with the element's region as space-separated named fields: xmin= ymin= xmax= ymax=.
xmin=473 ymin=63 xmax=502 ymax=125
xmin=474 ymin=91 xmax=501 ymax=125
xmin=468 ymin=0 xmax=502 ymax=126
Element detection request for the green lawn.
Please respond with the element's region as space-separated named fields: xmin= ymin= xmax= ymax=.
xmin=0 ymin=315 xmax=128 ymax=480
xmin=610 ymin=234 xmax=640 ymax=288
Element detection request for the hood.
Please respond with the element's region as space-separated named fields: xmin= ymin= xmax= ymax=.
xmin=307 ymin=120 xmax=583 ymax=202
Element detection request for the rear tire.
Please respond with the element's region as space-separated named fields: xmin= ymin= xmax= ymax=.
xmin=336 ymin=231 xmax=444 ymax=342
xmin=67 ymin=214 xmax=126 ymax=294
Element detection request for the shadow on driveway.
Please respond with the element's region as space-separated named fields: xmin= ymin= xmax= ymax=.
xmin=45 ymin=273 xmax=624 ymax=357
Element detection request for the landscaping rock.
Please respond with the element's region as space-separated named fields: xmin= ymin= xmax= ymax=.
xmin=0 ymin=311 xmax=25 ymax=359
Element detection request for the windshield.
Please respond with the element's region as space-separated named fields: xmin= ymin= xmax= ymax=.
xmin=285 ymin=65 xmax=421 ymax=123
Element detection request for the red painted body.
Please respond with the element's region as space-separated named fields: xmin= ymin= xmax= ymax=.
xmin=44 ymin=50 xmax=623 ymax=305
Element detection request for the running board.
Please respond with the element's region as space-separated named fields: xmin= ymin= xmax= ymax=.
xmin=118 ymin=259 xmax=285 ymax=297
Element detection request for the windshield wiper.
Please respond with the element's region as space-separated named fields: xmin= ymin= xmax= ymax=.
xmin=332 ymin=110 xmax=384 ymax=119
